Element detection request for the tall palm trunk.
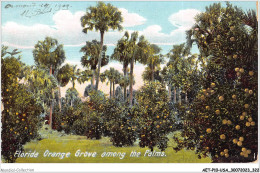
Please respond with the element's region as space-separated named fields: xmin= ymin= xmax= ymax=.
xmin=49 ymin=65 xmax=53 ymax=128
xmin=58 ymin=86 xmax=62 ymax=112
xmin=152 ymin=64 xmax=155 ymax=82
xmin=91 ymin=69 xmax=95 ymax=89
xmin=173 ymin=86 xmax=177 ymax=103
xmin=168 ymin=84 xmax=171 ymax=102
xmin=179 ymin=88 xmax=182 ymax=104
xmin=113 ymin=82 xmax=115 ymax=97
xmin=129 ymin=55 xmax=135 ymax=107
xmin=95 ymin=31 xmax=104 ymax=90
xmin=185 ymin=91 xmax=188 ymax=103
xmin=72 ymin=80 xmax=75 ymax=89
xmin=123 ymin=65 xmax=127 ymax=101
xmin=109 ymin=81 xmax=112 ymax=99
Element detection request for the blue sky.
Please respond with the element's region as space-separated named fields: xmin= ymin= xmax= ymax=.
xmin=1 ymin=1 xmax=257 ymax=66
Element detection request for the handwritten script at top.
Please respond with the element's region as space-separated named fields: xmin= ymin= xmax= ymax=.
xmin=4 ymin=3 xmax=71 ymax=18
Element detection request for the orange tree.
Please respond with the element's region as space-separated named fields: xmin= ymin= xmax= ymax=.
xmin=1 ymin=46 xmax=43 ymax=162
xmin=174 ymin=3 xmax=258 ymax=162
xmin=136 ymin=82 xmax=175 ymax=151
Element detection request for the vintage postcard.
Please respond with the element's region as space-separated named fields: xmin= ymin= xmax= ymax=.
xmin=1 ymin=0 xmax=259 ymax=172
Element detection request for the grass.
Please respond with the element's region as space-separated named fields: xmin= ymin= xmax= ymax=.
xmin=15 ymin=125 xmax=211 ymax=163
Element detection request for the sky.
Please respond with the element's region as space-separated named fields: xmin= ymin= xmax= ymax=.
xmin=1 ymin=1 xmax=257 ymax=68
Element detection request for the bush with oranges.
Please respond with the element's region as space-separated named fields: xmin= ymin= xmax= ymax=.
xmin=135 ymin=82 xmax=175 ymax=151
xmin=174 ymin=3 xmax=257 ymax=162
xmin=1 ymin=49 xmax=43 ymax=162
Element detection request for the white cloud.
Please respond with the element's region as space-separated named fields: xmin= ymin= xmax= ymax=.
xmin=119 ymin=8 xmax=147 ymax=27
xmin=168 ymin=9 xmax=200 ymax=28
xmin=2 ymin=9 xmax=201 ymax=49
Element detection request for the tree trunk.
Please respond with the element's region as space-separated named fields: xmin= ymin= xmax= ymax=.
xmin=109 ymin=81 xmax=112 ymax=99
xmin=91 ymin=69 xmax=95 ymax=89
xmin=113 ymin=82 xmax=115 ymax=98
xmin=152 ymin=64 xmax=155 ymax=82
xmin=72 ymin=80 xmax=75 ymax=89
xmin=185 ymin=91 xmax=188 ymax=103
xmin=58 ymin=86 xmax=62 ymax=112
xmin=95 ymin=31 xmax=104 ymax=90
xmin=168 ymin=84 xmax=171 ymax=102
xmin=173 ymin=87 xmax=177 ymax=103
xmin=49 ymin=65 xmax=53 ymax=129
xmin=123 ymin=65 xmax=127 ymax=101
xmin=129 ymin=54 xmax=135 ymax=107
xmin=179 ymin=88 xmax=182 ymax=104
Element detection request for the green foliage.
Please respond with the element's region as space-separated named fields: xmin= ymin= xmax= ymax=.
xmin=176 ymin=3 xmax=258 ymax=163
xmin=1 ymin=47 xmax=43 ymax=162
xmin=102 ymin=99 xmax=138 ymax=146
xmin=33 ymin=37 xmax=66 ymax=73
xmin=80 ymin=2 xmax=123 ymax=34
xmin=136 ymin=82 xmax=175 ymax=151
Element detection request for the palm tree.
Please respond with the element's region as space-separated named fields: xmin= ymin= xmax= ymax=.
xmin=80 ymin=40 xmax=109 ymax=89
xmin=56 ymin=64 xmax=72 ymax=111
xmin=102 ymin=68 xmax=121 ymax=98
xmin=144 ymin=44 xmax=163 ymax=82
xmin=166 ymin=43 xmax=190 ymax=104
xmin=111 ymin=31 xmax=131 ymax=100
xmin=69 ymin=65 xmax=81 ymax=89
xmin=33 ymin=37 xmax=66 ymax=128
xmin=81 ymin=1 xmax=123 ymax=90
xmin=128 ymin=32 xmax=150 ymax=106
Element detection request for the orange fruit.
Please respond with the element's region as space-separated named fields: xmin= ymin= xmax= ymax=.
xmin=244 ymin=104 xmax=249 ymax=109
xmin=242 ymin=112 xmax=247 ymax=116
xmin=222 ymin=119 xmax=227 ymax=125
xmin=227 ymin=120 xmax=232 ymax=125
xmin=242 ymin=148 xmax=246 ymax=152
xmin=230 ymin=37 xmax=235 ymax=41
xmin=233 ymin=138 xmax=238 ymax=144
xmin=240 ymin=152 xmax=244 ymax=156
xmin=206 ymin=106 xmax=210 ymax=110
xmin=244 ymin=154 xmax=248 ymax=158
xmin=237 ymin=141 xmax=242 ymax=146
xmin=248 ymin=117 xmax=252 ymax=122
xmin=224 ymin=149 xmax=228 ymax=153
xmin=215 ymin=110 xmax=220 ymax=115
xmin=236 ymin=72 xmax=241 ymax=77
xmin=232 ymin=95 xmax=237 ymax=99
xmin=16 ymin=112 xmax=19 ymax=115
xmin=220 ymin=134 xmax=226 ymax=140
xmin=220 ymin=152 xmax=224 ymax=156
xmin=247 ymin=150 xmax=251 ymax=154
xmin=225 ymin=153 xmax=229 ymax=158
xmin=156 ymin=125 xmax=160 ymax=128
xmin=244 ymin=88 xmax=249 ymax=93
xmin=239 ymin=68 xmax=244 ymax=73
xmin=206 ymin=128 xmax=212 ymax=133
xmin=157 ymin=115 xmax=160 ymax=118
xmin=239 ymin=137 xmax=244 ymax=141
xmin=246 ymin=122 xmax=250 ymax=127
xmin=23 ymin=114 xmax=26 ymax=117
xmin=251 ymin=121 xmax=255 ymax=126
xmin=211 ymin=83 xmax=216 ymax=88
xmin=219 ymin=96 xmax=224 ymax=101
xmin=233 ymin=54 xmax=238 ymax=59
xmin=249 ymin=71 xmax=254 ymax=76
xmin=240 ymin=116 xmax=245 ymax=121
xmin=30 ymin=132 xmax=32 ymax=135
xmin=22 ymin=119 xmax=25 ymax=122
xmin=235 ymin=68 xmax=240 ymax=72
xmin=25 ymin=127 xmax=27 ymax=130
xmin=249 ymin=90 xmax=253 ymax=95
xmin=235 ymin=125 xmax=240 ymax=130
